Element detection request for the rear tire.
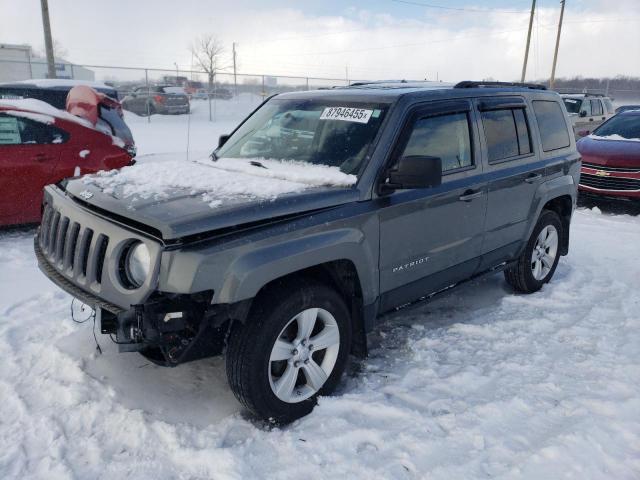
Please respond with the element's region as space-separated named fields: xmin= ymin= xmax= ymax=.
xmin=504 ymin=210 xmax=563 ymax=293
xmin=225 ymin=278 xmax=351 ymax=423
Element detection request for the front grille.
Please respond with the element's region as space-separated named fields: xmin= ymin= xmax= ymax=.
xmin=39 ymin=204 xmax=110 ymax=287
xmin=580 ymin=173 xmax=640 ymax=191
xmin=34 ymin=237 xmax=124 ymax=315
xmin=582 ymin=162 xmax=640 ymax=173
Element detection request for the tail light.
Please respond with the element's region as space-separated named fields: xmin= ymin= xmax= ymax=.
xmin=154 ymin=95 xmax=165 ymax=104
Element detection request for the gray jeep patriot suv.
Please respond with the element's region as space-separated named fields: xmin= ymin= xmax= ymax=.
xmin=35 ymin=80 xmax=580 ymax=422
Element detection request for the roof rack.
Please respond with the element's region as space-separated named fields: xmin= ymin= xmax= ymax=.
xmin=349 ymin=80 xmax=399 ymax=87
xmin=557 ymin=90 xmax=606 ymax=97
xmin=454 ymin=81 xmax=547 ymax=90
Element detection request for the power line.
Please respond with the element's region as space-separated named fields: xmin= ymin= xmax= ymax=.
xmin=246 ymin=16 xmax=639 ymax=59
xmin=390 ymin=0 xmax=527 ymax=14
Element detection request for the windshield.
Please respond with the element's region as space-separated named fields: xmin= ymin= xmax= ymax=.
xmin=99 ymin=104 xmax=134 ymax=145
xmin=215 ymin=98 xmax=388 ymax=177
xmin=593 ymin=114 xmax=640 ymax=139
xmin=161 ymin=86 xmax=185 ymax=94
xmin=562 ymin=97 xmax=582 ymax=114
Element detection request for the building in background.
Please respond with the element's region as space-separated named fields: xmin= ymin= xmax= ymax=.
xmin=0 ymin=43 xmax=94 ymax=82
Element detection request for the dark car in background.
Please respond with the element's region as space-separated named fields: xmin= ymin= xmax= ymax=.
xmin=577 ymin=110 xmax=640 ymax=201
xmin=0 ymin=79 xmax=135 ymax=153
xmin=121 ymin=85 xmax=190 ymax=116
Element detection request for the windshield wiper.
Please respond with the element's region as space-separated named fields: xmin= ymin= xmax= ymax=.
xmin=250 ymin=160 xmax=268 ymax=169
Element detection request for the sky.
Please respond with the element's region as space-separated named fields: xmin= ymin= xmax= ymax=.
xmin=1 ymin=0 xmax=639 ymax=83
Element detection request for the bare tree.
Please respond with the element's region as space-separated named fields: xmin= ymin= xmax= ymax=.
xmin=37 ymin=39 xmax=68 ymax=60
xmin=190 ymin=35 xmax=227 ymax=89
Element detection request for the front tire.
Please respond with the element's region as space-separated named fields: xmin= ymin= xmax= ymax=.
xmin=504 ymin=210 xmax=563 ymax=293
xmin=225 ymin=279 xmax=351 ymax=423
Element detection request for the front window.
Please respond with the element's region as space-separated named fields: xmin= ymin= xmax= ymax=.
xmin=215 ymin=98 xmax=388 ymax=177
xmin=593 ymin=114 xmax=640 ymax=139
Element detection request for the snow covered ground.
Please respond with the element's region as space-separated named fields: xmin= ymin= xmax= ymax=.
xmin=1 ymin=105 xmax=639 ymax=479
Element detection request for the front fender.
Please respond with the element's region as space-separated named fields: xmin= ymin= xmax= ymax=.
xmin=214 ymin=227 xmax=378 ymax=305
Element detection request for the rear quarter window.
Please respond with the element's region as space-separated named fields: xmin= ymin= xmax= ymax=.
xmin=532 ymin=100 xmax=571 ymax=152
xmin=603 ymin=98 xmax=615 ymax=114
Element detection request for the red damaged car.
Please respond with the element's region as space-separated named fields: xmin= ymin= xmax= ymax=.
xmin=0 ymin=86 xmax=135 ymax=227
xmin=577 ymin=110 xmax=640 ymax=202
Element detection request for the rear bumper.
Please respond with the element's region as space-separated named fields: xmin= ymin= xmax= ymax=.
xmin=157 ymin=105 xmax=190 ymax=114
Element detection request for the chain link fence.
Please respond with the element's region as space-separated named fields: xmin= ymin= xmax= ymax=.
xmin=3 ymin=58 xmax=640 ymax=114
xmin=0 ymin=59 xmax=369 ymax=123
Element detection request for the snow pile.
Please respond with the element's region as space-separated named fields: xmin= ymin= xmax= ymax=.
xmin=82 ymin=157 xmax=355 ymax=207
xmin=1 ymin=209 xmax=639 ymax=479
xmin=589 ymin=133 xmax=640 ymax=142
xmin=4 ymin=78 xmax=114 ymax=90
xmin=0 ymin=98 xmax=93 ymax=128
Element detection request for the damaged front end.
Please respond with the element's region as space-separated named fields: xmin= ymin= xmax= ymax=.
xmin=99 ymin=291 xmax=243 ymax=366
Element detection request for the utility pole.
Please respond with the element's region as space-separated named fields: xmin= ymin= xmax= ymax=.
xmin=521 ymin=0 xmax=536 ymax=82
xmin=549 ymin=0 xmax=566 ymax=90
xmin=174 ymin=62 xmax=179 ymax=82
xmin=40 ymin=0 xmax=56 ymax=79
xmin=232 ymin=42 xmax=238 ymax=96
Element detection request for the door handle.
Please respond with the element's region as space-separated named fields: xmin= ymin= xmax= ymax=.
xmin=524 ymin=173 xmax=543 ymax=184
xmin=602 ymin=117 xmax=606 ymax=120
xmin=34 ymin=153 xmax=50 ymax=162
xmin=589 ymin=118 xmax=594 ymax=122
xmin=459 ymin=190 xmax=483 ymax=202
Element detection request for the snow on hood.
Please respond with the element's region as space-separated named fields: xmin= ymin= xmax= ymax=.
xmin=588 ymin=133 xmax=640 ymax=142
xmin=81 ymin=157 xmax=357 ymax=208
xmin=0 ymin=98 xmax=93 ymax=128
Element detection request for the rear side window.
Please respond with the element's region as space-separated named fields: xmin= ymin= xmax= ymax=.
xmin=0 ymin=114 xmax=69 ymax=145
xmin=532 ymin=100 xmax=571 ymax=152
xmin=481 ymin=108 xmax=532 ymax=162
xmin=401 ymin=112 xmax=473 ymax=172
xmin=603 ymin=98 xmax=615 ymax=114
xmin=0 ymin=115 xmax=21 ymax=144
xmin=591 ymin=99 xmax=603 ymax=116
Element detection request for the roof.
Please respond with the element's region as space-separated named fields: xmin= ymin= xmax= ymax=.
xmin=277 ymin=80 xmax=557 ymax=103
xmin=0 ymin=78 xmax=115 ymax=91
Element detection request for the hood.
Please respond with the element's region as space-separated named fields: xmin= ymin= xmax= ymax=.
xmin=577 ymin=136 xmax=640 ymax=168
xmin=64 ymin=158 xmax=360 ymax=240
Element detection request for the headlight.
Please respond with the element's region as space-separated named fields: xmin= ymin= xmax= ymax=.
xmin=124 ymin=242 xmax=150 ymax=288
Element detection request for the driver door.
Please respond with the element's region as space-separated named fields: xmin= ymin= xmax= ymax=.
xmin=377 ymin=100 xmax=487 ymax=311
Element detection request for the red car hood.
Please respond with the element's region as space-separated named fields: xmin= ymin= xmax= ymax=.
xmin=577 ymin=136 xmax=640 ymax=168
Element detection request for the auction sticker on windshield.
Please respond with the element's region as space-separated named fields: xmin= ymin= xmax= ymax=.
xmin=320 ymin=107 xmax=373 ymax=123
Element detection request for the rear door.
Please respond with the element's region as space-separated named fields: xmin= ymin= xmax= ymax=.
xmin=378 ymin=100 xmax=487 ymax=310
xmin=0 ymin=113 xmax=67 ymax=223
xmin=477 ymin=97 xmax=543 ymax=267
xmin=574 ymin=97 xmax=593 ymax=135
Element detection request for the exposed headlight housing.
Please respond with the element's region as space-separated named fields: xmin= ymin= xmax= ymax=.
xmin=123 ymin=242 xmax=150 ymax=288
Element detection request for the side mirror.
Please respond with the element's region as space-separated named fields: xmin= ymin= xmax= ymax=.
xmin=577 ymin=129 xmax=590 ymax=137
xmin=579 ymin=110 xmax=587 ymax=117
xmin=218 ymin=134 xmax=231 ymax=148
xmin=382 ymin=155 xmax=442 ymax=192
